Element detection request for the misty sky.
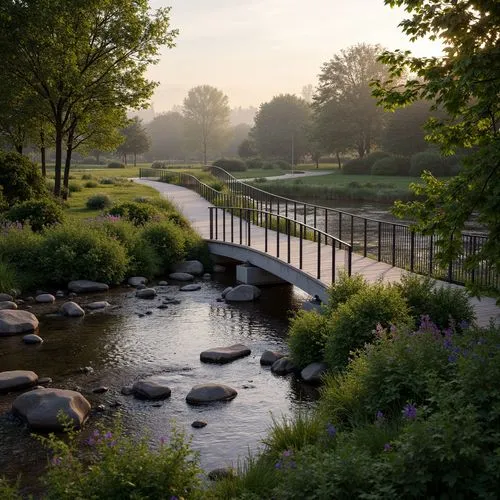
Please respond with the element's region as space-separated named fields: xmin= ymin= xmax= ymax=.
xmin=147 ymin=0 xmax=442 ymax=113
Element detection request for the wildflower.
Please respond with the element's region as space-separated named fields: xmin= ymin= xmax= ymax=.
xmin=170 ymin=496 xmax=178 ymax=500
xmin=93 ymin=429 xmax=100 ymax=438
xmin=288 ymin=460 xmax=297 ymax=469
xmin=108 ymin=440 xmax=116 ymax=448
xmin=282 ymin=449 xmax=293 ymax=458
xmin=86 ymin=437 xmax=96 ymax=446
xmin=383 ymin=443 xmax=392 ymax=452
xmin=402 ymin=403 xmax=417 ymax=420
xmin=51 ymin=456 xmax=62 ymax=466
xmin=375 ymin=411 xmax=384 ymax=425
xmin=326 ymin=422 xmax=337 ymax=438
xmin=105 ymin=431 xmax=113 ymax=440
xmin=459 ymin=320 xmax=469 ymax=330
xmin=275 ymin=460 xmax=283 ymax=469
xmin=160 ymin=436 xmax=167 ymax=445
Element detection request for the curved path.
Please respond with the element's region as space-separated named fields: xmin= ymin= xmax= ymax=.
xmin=240 ymin=169 xmax=335 ymax=182
xmin=136 ymin=178 xmax=499 ymax=328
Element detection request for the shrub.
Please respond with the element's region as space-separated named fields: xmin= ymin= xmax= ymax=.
xmin=409 ymin=151 xmax=449 ymax=177
xmin=0 ymin=260 xmax=18 ymax=294
xmin=371 ymin=155 xmax=410 ymax=176
xmin=342 ymin=157 xmax=369 ymax=175
xmin=213 ymin=158 xmax=247 ymax=172
xmin=0 ymin=478 xmax=20 ymax=500
xmin=0 ymin=151 xmax=47 ymax=205
xmin=86 ymin=194 xmax=113 ymax=210
xmin=107 ymin=161 xmax=125 ymax=169
xmin=275 ymin=160 xmax=291 ymax=170
xmin=151 ymin=160 xmax=166 ymax=169
xmin=99 ymin=177 xmax=115 ymax=185
xmin=325 ymin=272 xmax=368 ymax=315
xmin=108 ymin=202 xmax=160 ymax=226
xmin=288 ymin=311 xmax=330 ymax=368
xmin=262 ymin=161 xmax=275 ymax=170
xmin=5 ymin=198 xmax=64 ymax=232
xmin=254 ymin=177 xmax=267 ymax=183
xmin=39 ymin=223 xmax=129 ymax=284
xmin=323 ymin=283 xmax=411 ymax=371
xmin=81 ymin=173 xmax=93 ymax=180
xmin=245 ymin=158 xmax=263 ymax=169
xmin=84 ymin=180 xmax=98 ymax=188
xmin=141 ymin=220 xmax=187 ymax=271
xmin=68 ymin=181 xmax=82 ymax=192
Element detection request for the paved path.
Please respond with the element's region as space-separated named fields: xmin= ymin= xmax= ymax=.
xmin=240 ymin=169 xmax=334 ymax=182
xmin=136 ymin=178 xmax=499 ymax=328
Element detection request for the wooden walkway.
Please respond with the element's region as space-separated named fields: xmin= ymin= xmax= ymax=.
xmin=136 ymin=179 xmax=499 ymax=328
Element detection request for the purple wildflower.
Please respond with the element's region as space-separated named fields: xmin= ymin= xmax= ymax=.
xmin=375 ymin=411 xmax=385 ymax=425
xmin=275 ymin=460 xmax=283 ymax=469
xmin=93 ymin=429 xmax=100 ymax=438
xmin=402 ymin=403 xmax=417 ymax=420
xmin=282 ymin=449 xmax=293 ymax=458
xmin=108 ymin=440 xmax=117 ymax=448
xmin=326 ymin=422 xmax=337 ymax=438
xmin=159 ymin=436 xmax=167 ymax=445
xmin=51 ymin=456 xmax=62 ymax=466
xmin=105 ymin=431 xmax=113 ymax=440
xmin=170 ymin=496 xmax=179 ymax=500
xmin=383 ymin=443 xmax=392 ymax=452
xmin=86 ymin=437 xmax=96 ymax=446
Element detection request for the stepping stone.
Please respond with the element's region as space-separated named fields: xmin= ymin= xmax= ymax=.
xmin=128 ymin=276 xmax=147 ymax=287
xmin=192 ymin=420 xmax=207 ymax=428
xmin=172 ymin=260 xmax=204 ymax=276
xmin=23 ymin=334 xmax=43 ymax=344
xmin=0 ymin=293 xmax=13 ymax=302
xmin=158 ymin=281 xmax=169 ymax=286
xmin=271 ymin=357 xmax=297 ymax=375
xmin=0 ymin=310 xmax=39 ymax=336
xmin=0 ymin=301 xmax=17 ymax=310
xmin=221 ymin=287 xmax=232 ymax=298
xmin=92 ymin=386 xmax=109 ymax=394
xmin=135 ymin=288 xmax=156 ymax=299
xmin=260 ymin=350 xmax=285 ymax=366
xmin=0 ymin=370 xmax=38 ymax=393
xmin=60 ymin=301 xmax=85 ymax=317
xmin=186 ymin=383 xmax=237 ymax=404
xmin=132 ymin=376 xmax=172 ymax=400
xmin=301 ymin=362 xmax=329 ymax=383
xmin=35 ymin=294 xmax=55 ymax=304
xmin=202 ymin=273 xmax=211 ymax=280
xmin=67 ymin=280 xmax=109 ymax=293
xmin=224 ymin=285 xmax=261 ymax=302
xmin=168 ymin=272 xmax=194 ymax=282
xmin=180 ymin=284 xmax=201 ymax=292
xmin=200 ymin=344 xmax=251 ymax=364
xmin=12 ymin=388 xmax=91 ymax=431
xmin=86 ymin=301 xmax=111 ymax=310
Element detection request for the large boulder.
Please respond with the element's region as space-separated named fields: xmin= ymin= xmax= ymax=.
xmin=128 ymin=276 xmax=147 ymax=287
xmin=168 ymin=272 xmax=194 ymax=282
xmin=260 ymin=350 xmax=285 ymax=366
xmin=0 ymin=310 xmax=39 ymax=336
xmin=224 ymin=285 xmax=261 ymax=302
xmin=0 ymin=370 xmax=38 ymax=393
xmin=135 ymin=288 xmax=156 ymax=299
xmin=0 ymin=293 xmax=13 ymax=302
xmin=60 ymin=301 xmax=85 ymax=317
xmin=12 ymin=388 xmax=91 ymax=431
xmin=271 ymin=357 xmax=297 ymax=376
xmin=132 ymin=376 xmax=172 ymax=400
xmin=67 ymin=280 xmax=109 ymax=294
xmin=35 ymin=294 xmax=55 ymax=304
xmin=0 ymin=301 xmax=17 ymax=310
xmin=186 ymin=383 xmax=237 ymax=404
xmin=200 ymin=344 xmax=251 ymax=364
xmin=301 ymin=362 xmax=328 ymax=383
xmin=172 ymin=260 xmax=204 ymax=276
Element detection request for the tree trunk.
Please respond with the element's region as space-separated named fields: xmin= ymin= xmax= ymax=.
xmin=15 ymin=144 xmax=23 ymax=154
xmin=40 ymin=130 xmax=46 ymax=177
xmin=133 ymin=152 xmax=137 ymax=167
xmin=96 ymin=151 xmax=100 ymax=164
xmin=203 ymin=139 xmax=207 ymax=165
xmin=54 ymin=125 xmax=63 ymax=197
xmin=336 ymin=151 xmax=341 ymax=170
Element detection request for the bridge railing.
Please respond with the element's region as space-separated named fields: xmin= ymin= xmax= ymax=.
xmin=208 ymin=206 xmax=352 ymax=282
xmin=206 ymin=166 xmax=495 ymax=288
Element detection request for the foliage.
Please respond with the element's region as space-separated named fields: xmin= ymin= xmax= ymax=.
xmin=146 ymin=111 xmax=186 ymax=161
xmin=108 ymin=202 xmax=159 ymax=226
xmin=107 ymin=161 xmax=125 ymax=169
xmin=117 ymin=117 xmax=150 ymax=166
xmin=325 ymin=272 xmax=368 ymax=314
xmin=324 ymin=283 xmax=411 ymax=371
xmin=0 ymin=260 xmax=18 ymax=294
xmin=252 ymin=94 xmax=312 ymax=163
xmin=288 ymin=311 xmax=330 ymax=369
xmin=5 ymin=198 xmax=64 ymax=232
xmin=68 ymin=182 xmax=82 ymax=193
xmin=373 ymin=0 xmax=500 ymax=298
xmin=238 ymin=138 xmax=258 ymax=159
xmin=37 ymin=418 xmax=202 ymax=500
xmin=0 ymin=478 xmax=21 ymax=500
xmin=371 ymin=155 xmax=410 ymax=176
xmin=343 ymin=151 xmax=389 ymax=174
xmin=86 ymin=194 xmax=113 ymax=210
xmin=275 ymin=160 xmax=291 ymax=170
xmin=409 ymin=151 xmax=448 ymax=177
xmin=245 ymin=158 xmax=263 ymax=169
xmin=38 ymin=223 xmax=129 ymax=285
xmin=213 ymin=158 xmax=247 ymax=172
xmin=0 ymin=151 xmax=47 ymax=205
xmin=84 ymin=180 xmax=99 ymax=188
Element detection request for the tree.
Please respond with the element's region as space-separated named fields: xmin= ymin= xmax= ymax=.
xmin=183 ymin=85 xmax=230 ymax=164
xmin=146 ymin=111 xmax=186 ymax=161
xmin=238 ymin=138 xmax=257 ymax=159
xmin=117 ymin=117 xmax=150 ymax=166
xmin=314 ymin=44 xmax=389 ymax=157
xmin=372 ymin=0 xmax=500 ymax=297
xmin=252 ymin=94 xmax=312 ymax=164
xmin=0 ymin=0 xmax=177 ymax=196
xmin=223 ymin=123 xmax=252 ymax=157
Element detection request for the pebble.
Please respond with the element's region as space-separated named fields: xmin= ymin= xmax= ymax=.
xmin=191 ymin=420 xmax=207 ymax=429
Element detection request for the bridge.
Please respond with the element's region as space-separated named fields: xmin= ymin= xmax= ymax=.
xmin=137 ymin=168 xmax=499 ymax=327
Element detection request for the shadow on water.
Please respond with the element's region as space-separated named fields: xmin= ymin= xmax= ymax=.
xmin=0 ymin=272 xmax=318 ymax=493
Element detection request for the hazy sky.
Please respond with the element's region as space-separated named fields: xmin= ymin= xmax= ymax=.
xmin=147 ymin=0 xmax=441 ymax=113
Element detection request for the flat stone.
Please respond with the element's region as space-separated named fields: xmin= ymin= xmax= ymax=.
xmin=186 ymin=383 xmax=237 ymax=404
xmin=0 ymin=301 xmax=17 ymax=310
xmin=200 ymin=344 xmax=251 ymax=364
xmin=12 ymin=388 xmax=91 ymax=431
xmin=301 ymin=362 xmax=329 ymax=383
xmin=0 ymin=370 xmax=38 ymax=393
xmin=260 ymin=350 xmax=286 ymax=366
xmin=221 ymin=287 xmax=232 ymax=298
xmin=132 ymin=376 xmax=172 ymax=400
xmin=55 ymin=290 xmax=65 ymax=298
xmin=202 ymin=273 xmax=211 ymax=280
xmin=121 ymin=386 xmax=134 ymax=396
xmin=38 ymin=377 xmax=52 ymax=385
xmin=168 ymin=272 xmax=194 ymax=282
xmin=224 ymin=284 xmax=261 ymax=302
xmin=0 ymin=293 xmax=13 ymax=302
xmin=67 ymin=280 xmax=109 ymax=294
xmin=60 ymin=301 xmax=85 ymax=317
xmin=86 ymin=301 xmax=111 ymax=310
xmin=271 ymin=357 xmax=297 ymax=375
xmin=213 ymin=265 xmax=226 ymax=273
xmin=172 ymin=260 xmax=204 ymax=276
xmin=0 ymin=310 xmax=39 ymax=336
xmin=180 ymin=284 xmax=201 ymax=292
xmin=135 ymin=288 xmax=156 ymax=299
xmin=158 ymin=281 xmax=169 ymax=286
xmin=157 ymin=304 xmax=168 ymax=310
xmin=191 ymin=420 xmax=207 ymax=428
xmin=22 ymin=334 xmax=43 ymax=344
xmin=128 ymin=276 xmax=147 ymax=287
xmin=92 ymin=386 xmax=109 ymax=394
xmin=35 ymin=294 xmax=55 ymax=304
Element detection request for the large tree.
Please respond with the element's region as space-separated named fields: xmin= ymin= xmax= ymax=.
xmin=183 ymin=85 xmax=230 ymax=164
xmin=117 ymin=117 xmax=150 ymax=166
xmin=0 ymin=0 xmax=177 ymax=196
xmin=146 ymin=111 xmax=186 ymax=161
xmin=372 ymin=0 xmax=500 ymax=296
xmin=314 ymin=44 xmax=389 ymax=158
xmin=252 ymin=94 xmax=312 ymax=163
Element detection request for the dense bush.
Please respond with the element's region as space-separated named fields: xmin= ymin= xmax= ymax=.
xmin=151 ymin=160 xmax=167 ymax=169
xmin=38 ymin=224 xmax=129 ymax=284
xmin=84 ymin=180 xmax=98 ymax=188
xmin=288 ymin=311 xmax=330 ymax=368
xmin=0 ymin=260 xmax=18 ymax=294
xmin=5 ymin=198 xmax=64 ymax=232
xmin=325 ymin=272 xmax=368 ymax=315
xmin=81 ymin=173 xmax=93 ymax=180
xmin=275 ymin=160 xmax=291 ymax=170
xmin=107 ymin=161 xmax=125 ymax=169
xmin=262 ymin=161 xmax=276 ymax=170
xmin=108 ymin=202 xmax=159 ymax=226
xmin=323 ymin=284 xmax=411 ymax=371
xmin=245 ymin=158 xmax=263 ymax=169
xmin=343 ymin=152 xmax=390 ymax=175
xmin=371 ymin=155 xmax=410 ymax=176
xmin=409 ymin=151 xmax=449 ymax=177
xmin=0 ymin=151 xmax=47 ymax=205
xmin=86 ymin=194 xmax=113 ymax=210
xmin=68 ymin=182 xmax=82 ymax=193
xmin=213 ymin=158 xmax=247 ymax=172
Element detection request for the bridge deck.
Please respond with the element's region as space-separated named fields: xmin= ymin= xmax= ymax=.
xmin=136 ymin=179 xmax=499 ymax=327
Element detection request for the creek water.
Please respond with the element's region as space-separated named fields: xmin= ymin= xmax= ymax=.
xmin=0 ymin=271 xmax=318 ymax=492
